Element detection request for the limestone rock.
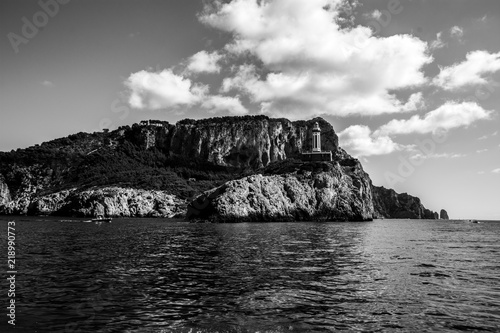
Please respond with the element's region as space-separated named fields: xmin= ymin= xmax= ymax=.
xmin=440 ymin=209 xmax=449 ymax=220
xmin=187 ymin=160 xmax=374 ymax=222
xmin=26 ymin=187 xmax=186 ymax=218
xmin=129 ymin=116 xmax=339 ymax=169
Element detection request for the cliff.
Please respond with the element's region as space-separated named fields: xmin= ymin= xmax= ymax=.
xmin=372 ymin=186 xmax=437 ymax=219
xmin=135 ymin=116 xmax=343 ymax=168
xmin=1 ymin=187 xmax=185 ymax=218
xmin=0 ymin=116 xmax=441 ymax=220
xmin=187 ymin=159 xmax=373 ymax=222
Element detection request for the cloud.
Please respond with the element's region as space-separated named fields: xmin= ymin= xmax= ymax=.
xmin=478 ymin=130 xmax=497 ymax=141
xmin=199 ymin=0 xmax=432 ymax=118
xmin=125 ymin=69 xmax=205 ymax=110
xmin=186 ymin=50 xmax=223 ymax=74
xmin=201 ymin=95 xmax=248 ymax=115
xmin=401 ymin=92 xmax=425 ymax=112
xmin=41 ymin=80 xmax=54 ymax=87
xmin=410 ymin=152 xmax=465 ymax=160
xmin=492 ymin=168 xmax=500 ymax=174
xmin=433 ymin=50 xmax=500 ymax=90
xmin=450 ymin=26 xmax=464 ymax=41
xmin=338 ymin=101 xmax=490 ymax=157
xmin=366 ymin=9 xmax=382 ymax=20
xmin=124 ymin=68 xmax=249 ymax=116
xmin=338 ymin=125 xmax=401 ymax=157
xmin=375 ymin=102 xmax=492 ymax=136
xmin=429 ymin=32 xmax=446 ymax=50
xmin=476 ymin=149 xmax=488 ymax=153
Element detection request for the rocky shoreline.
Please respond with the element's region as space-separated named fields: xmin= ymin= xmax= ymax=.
xmin=0 ymin=116 xmax=446 ymax=221
xmin=187 ymin=160 xmax=374 ymax=222
xmin=0 ymin=185 xmax=186 ymax=218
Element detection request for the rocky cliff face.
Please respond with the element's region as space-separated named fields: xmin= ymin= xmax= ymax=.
xmin=372 ymin=186 xmax=438 ymax=219
xmin=187 ymin=160 xmax=374 ymax=222
xmin=17 ymin=187 xmax=185 ymax=218
xmin=440 ymin=209 xmax=449 ymax=220
xmin=0 ymin=116 xmax=442 ymax=220
xmin=133 ymin=116 xmax=341 ymax=169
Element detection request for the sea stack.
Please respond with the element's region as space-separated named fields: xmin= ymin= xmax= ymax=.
xmin=440 ymin=209 xmax=449 ymax=220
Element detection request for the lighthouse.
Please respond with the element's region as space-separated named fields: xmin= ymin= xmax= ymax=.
xmin=300 ymin=121 xmax=332 ymax=162
xmin=312 ymin=122 xmax=321 ymax=152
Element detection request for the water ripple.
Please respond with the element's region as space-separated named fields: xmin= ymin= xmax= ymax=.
xmin=0 ymin=218 xmax=499 ymax=332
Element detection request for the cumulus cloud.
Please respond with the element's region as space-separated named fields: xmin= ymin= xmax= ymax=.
xmin=375 ymin=102 xmax=492 ymax=136
xmin=125 ymin=69 xmax=205 ymax=110
xmin=186 ymin=50 xmax=223 ymax=74
xmin=200 ymin=0 xmax=432 ymax=118
xmin=124 ymin=68 xmax=249 ymax=116
xmin=401 ymin=92 xmax=425 ymax=112
xmin=339 ymin=101 xmax=490 ymax=156
xmin=201 ymin=95 xmax=248 ymax=115
xmin=338 ymin=125 xmax=401 ymax=157
xmin=433 ymin=50 xmax=500 ymax=90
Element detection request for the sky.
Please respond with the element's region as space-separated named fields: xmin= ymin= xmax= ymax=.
xmin=1 ymin=0 xmax=499 ymax=219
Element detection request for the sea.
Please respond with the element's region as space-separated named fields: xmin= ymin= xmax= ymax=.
xmin=0 ymin=217 xmax=499 ymax=333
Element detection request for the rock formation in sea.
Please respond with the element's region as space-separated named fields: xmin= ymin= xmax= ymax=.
xmin=0 ymin=116 xmax=441 ymax=221
xmin=440 ymin=209 xmax=449 ymax=220
xmin=1 ymin=185 xmax=185 ymax=218
xmin=371 ymin=186 xmax=438 ymax=219
xmin=187 ymin=159 xmax=374 ymax=222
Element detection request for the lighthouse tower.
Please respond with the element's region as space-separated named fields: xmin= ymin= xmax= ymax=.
xmin=300 ymin=121 xmax=332 ymax=162
xmin=312 ymin=122 xmax=321 ymax=152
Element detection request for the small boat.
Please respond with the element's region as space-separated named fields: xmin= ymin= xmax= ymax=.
xmin=91 ymin=215 xmax=112 ymax=223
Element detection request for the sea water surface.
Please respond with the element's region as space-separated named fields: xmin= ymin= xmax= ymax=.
xmin=0 ymin=217 xmax=499 ymax=332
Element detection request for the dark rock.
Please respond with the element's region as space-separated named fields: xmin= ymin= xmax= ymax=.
xmin=372 ymin=186 xmax=438 ymax=219
xmin=440 ymin=209 xmax=449 ymax=220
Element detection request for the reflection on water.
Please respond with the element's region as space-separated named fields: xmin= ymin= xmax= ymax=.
xmin=1 ymin=218 xmax=499 ymax=332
